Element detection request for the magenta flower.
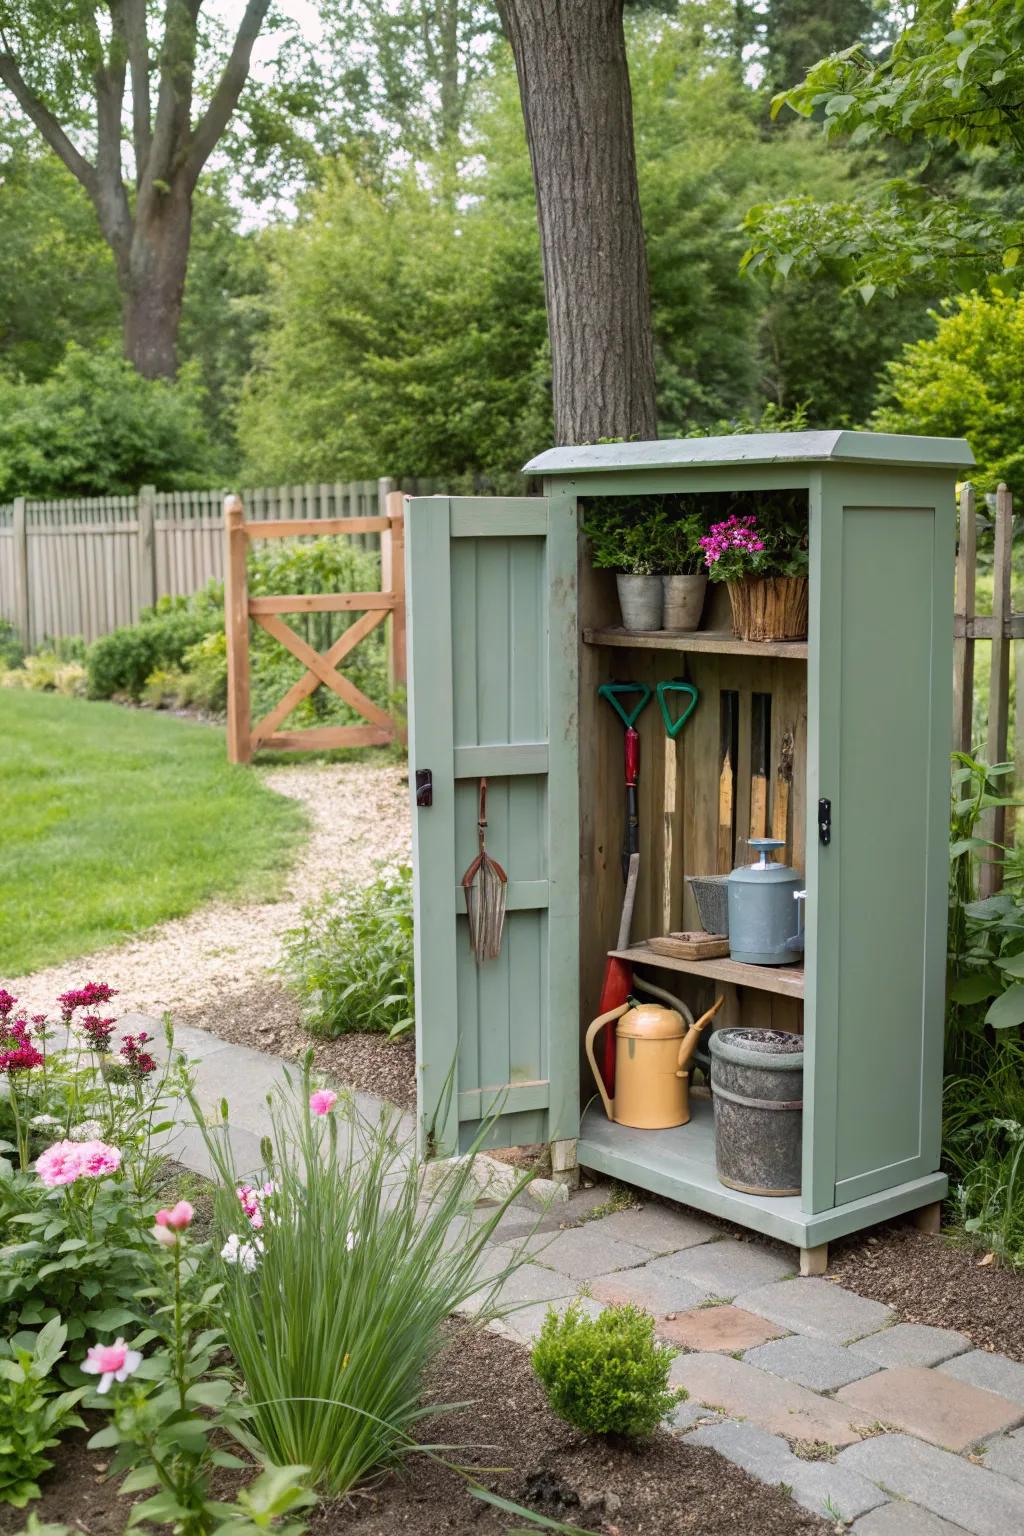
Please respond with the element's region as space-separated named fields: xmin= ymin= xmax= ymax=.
xmin=120 ymin=1032 xmax=156 ymax=1080
xmin=0 ymin=1040 xmax=44 ymax=1074
xmin=58 ymin=981 xmax=118 ymax=1019
xmin=0 ymin=989 xmax=17 ymax=1018
xmin=81 ymin=1337 xmax=142 ymax=1394
xmin=75 ymin=1140 xmax=122 ymax=1178
xmin=309 ymin=1089 xmax=338 ymax=1116
xmin=79 ymin=1015 xmax=116 ymax=1053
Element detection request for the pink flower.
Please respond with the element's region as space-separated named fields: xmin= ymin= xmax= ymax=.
xmin=36 ymin=1140 xmax=86 ymax=1187
xmin=155 ymin=1200 xmax=194 ymax=1231
xmin=36 ymin=1138 xmax=121 ymax=1186
xmin=81 ymin=1337 xmax=142 ymax=1394
xmin=58 ymin=981 xmax=117 ymax=1019
xmin=309 ymin=1089 xmax=338 ymax=1116
xmin=152 ymin=1223 xmax=178 ymax=1249
xmin=74 ymin=1140 xmax=122 ymax=1178
xmin=0 ymin=989 xmax=17 ymax=1018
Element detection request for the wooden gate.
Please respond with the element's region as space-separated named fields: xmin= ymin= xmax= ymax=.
xmin=224 ymin=491 xmax=406 ymax=763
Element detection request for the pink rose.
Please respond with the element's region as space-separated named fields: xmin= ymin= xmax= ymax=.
xmin=309 ymin=1089 xmax=338 ymax=1116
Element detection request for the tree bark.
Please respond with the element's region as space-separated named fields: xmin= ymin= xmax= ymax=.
xmin=497 ymin=0 xmax=658 ymax=445
xmin=122 ymin=185 xmax=193 ymax=379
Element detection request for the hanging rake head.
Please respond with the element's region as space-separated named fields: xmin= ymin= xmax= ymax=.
xmin=462 ymin=777 xmax=508 ymax=962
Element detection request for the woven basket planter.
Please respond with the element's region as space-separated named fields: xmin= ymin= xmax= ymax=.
xmin=726 ymin=576 xmax=808 ymax=642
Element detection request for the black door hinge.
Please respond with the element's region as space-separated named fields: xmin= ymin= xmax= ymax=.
xmin=818 ymin=798 xmax=832 ymax=846
xmin=415 ymin=768 xmax=433 ymax=808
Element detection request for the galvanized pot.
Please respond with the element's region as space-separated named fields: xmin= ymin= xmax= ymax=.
xmin=709 ymin=1027 xmax=803 ymax=1197
xmin=617 ymin=573 xmax=663 ymax=631
xmin=662 ymin=573 xmax=707 ymax=632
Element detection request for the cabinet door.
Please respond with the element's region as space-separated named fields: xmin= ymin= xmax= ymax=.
xmin=405 ymin=495 xmax=579 ymax=1156
xmin=804 ymin=467 xmax=955 ymax=1212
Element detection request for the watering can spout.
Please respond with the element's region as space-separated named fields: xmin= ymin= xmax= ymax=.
xmin=676 ymin=996 xmax=726 ymax=1077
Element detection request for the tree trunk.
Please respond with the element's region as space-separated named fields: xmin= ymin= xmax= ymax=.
xmin=498 ymin=0 xmax=658 ymax=445
xmin=121 ymin=185 xmax=192 ymax=379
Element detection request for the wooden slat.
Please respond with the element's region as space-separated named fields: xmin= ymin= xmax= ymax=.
xmin=259 ymin=725 xmax=393 ymax=751
xmin=247 ymin=516 xmax=390 ymax=540
xmin=248 ymin=592 xmax=396 ymax=614
xmin=954 ymin=614 xmax=1024 ymax=639
xmin=585 ymin=626 xmax=808 ymax=659
xmin=952 ymin=484 xmax=977 ymax=753
xmin=454 ymin=879 xmax=550 ymax=913
xmin=612 ymin=942 xmax=805 ymax=999
xmin=981 ymin=484 xmax=1013 ymax=897
xmin=252 ymin=611 xmax=394 ymax=730
xmin=457 ymin=1080 xmax=550 ymax=1119
xmin=453 ymin=743 xmax=548 ymax=777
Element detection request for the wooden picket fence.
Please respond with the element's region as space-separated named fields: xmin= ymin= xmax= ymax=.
xmin=0 ymin=479 xmax=401 ymax=648
xmin=953 ymin=482 xmax=1023 ymax=895
xmin=224 ymin=491 xmax=407 ymax=761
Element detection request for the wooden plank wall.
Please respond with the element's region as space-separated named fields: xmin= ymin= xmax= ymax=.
xmin=0 ymin=479 xmax=407 ymax=647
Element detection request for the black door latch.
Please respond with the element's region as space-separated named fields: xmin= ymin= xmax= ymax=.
xmin=415 ymin=768 xmax=433 ymax=808
xmin=818 ymin=798 xmax=832 ymax=846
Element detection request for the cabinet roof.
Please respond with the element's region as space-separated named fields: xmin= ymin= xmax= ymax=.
xmin=523 ymin=430 xmax=975 ymax=477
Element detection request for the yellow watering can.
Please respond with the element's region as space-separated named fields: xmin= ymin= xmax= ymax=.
xmin=585 ymin=996 xmax=724 ymax=1130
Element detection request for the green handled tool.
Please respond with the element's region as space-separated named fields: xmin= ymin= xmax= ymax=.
xmin=598 ymin=682 xmax=652 ymax=880
xmin=656 ymin=679 xmax=699 ymax=738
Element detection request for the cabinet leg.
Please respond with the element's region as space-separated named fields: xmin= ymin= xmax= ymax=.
xmin=800 ymin=1243 xmax=828 ymax=1277
xmin=912 ymin=1200 xmax=942 ymax=1236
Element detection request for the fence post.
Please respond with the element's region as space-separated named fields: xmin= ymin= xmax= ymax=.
xmin=12 ymin=496 xmax=29 ymax=648
xmin=952 ymin=483 xmax=976 ymax=755
xmin=382 ymin=490 xmax=407 ymax=703
xmin=224 ymin=494 xmax=252 ymax=765
xmin=137 ymin=484 xmax=157 ymax=616
xmin=980 ymin=483 xmax=1013 ymax=897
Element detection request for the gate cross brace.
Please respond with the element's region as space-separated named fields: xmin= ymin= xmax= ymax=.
xmin=251 ymin=608 xmax=391 ymax=745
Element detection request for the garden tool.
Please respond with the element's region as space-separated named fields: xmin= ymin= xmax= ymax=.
xmin=598 ymin=681 xmax=652 ymax=880
xmin=595 ymin=851 xmax=640 ymax=1094
xmin=461 ymin=778 xmax=507 ymax=962
xmin=749 ymin=693 xmax=771 ymax=840
xmin=585 ymin=995 xmax=725 ymax=1130
xmin=656 ymin=678 xmax=700 ymax=931
xmin=656 ymin=678 xmax=699 ymax=739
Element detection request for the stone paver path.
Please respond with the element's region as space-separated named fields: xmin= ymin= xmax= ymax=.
xmin=163 ymin=1017 xmax=1024 ymax=1534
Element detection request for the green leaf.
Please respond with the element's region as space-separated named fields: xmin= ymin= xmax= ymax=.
xmin=120 ymin=1465 xmax=161 ymax=1494
xmin=985 ymin=984 xmax=1024 ymax=1030
xmin=950 ymin=971 xmax=1000 ymax=1003
xmin=186 ymin=1378 xmax=233 ymax=1409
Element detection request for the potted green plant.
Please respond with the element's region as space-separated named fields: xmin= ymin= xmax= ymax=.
xmin=699 ymin=499 xmax=809 ymax=641
xmin=646 ymin=505 xmax=708 ymax=632
xmin=583 ymin=501 xmax=663 ymax=631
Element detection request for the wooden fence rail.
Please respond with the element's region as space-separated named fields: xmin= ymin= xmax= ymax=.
xmin=224 ymin=491 xmax=407 ymax=762
xmin=0 ymin=478 xmax=407 ymax=648
xmin=953 ymin=482 xmax=1022 ymax=895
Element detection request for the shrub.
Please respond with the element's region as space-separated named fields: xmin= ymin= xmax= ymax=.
xmin=191 ymin=1064 xmax=531 ymax=1496
xmin=85 ymin=599 xmax=221 ymax=701
xmin=281 ymin=864 xmax=414 ymax=1038
xmin=0 ymin=1317 xmax=86 ymax=1508
xmin=531 ymin=1302 xmax=682 ymax=1438
xmin=0 ymin=618 xmax=23 ymax=670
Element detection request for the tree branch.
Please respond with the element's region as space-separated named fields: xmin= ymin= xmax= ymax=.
xmin=0 ymin=45 xmax=97 ymax=196
xmin=113 ymin=0 xmax=153 ymax=184
xmin=92 ymin=29 xmax=133 ymax=264
xmin=185 ymin=0 xmax=271 ymax=183
xmin=145 ymin=0 xmax=202 ymax=194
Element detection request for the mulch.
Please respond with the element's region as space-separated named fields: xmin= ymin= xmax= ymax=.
xmin=11 ymin=1322 xmax=830 ymax=1536
xmin=829 ymin=1220 xmax=1024 ymax=1362
xmin=175 ymin=978 xmax=417 ymax=1110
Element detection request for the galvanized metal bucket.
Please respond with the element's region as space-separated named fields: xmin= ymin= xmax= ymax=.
xmin=616 ymin=573 xmax=663 ymax=631
xmin=709 ymin=1028 xmax=803 ymax=1197
xmin=687 ymin=874 xmax=729 ymax=936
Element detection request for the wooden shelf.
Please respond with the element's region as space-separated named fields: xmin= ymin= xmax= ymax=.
xmin=583 ymin=625 xmax=808 ymax=659
xmin=610 ymin=942 xmax=805 ymax=1000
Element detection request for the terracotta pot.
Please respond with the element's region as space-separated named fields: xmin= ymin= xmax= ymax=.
xmin=662 ymin=573 xmax=707 ymax=632
xmin=726 ymin=576 xmax=808 ymax=642
xmin=617 ymin=573 xmax=663 ymax=631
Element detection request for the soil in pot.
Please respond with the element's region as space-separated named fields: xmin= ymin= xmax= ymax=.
xmin=617 ymin=572 xmax=663 ymax=631
xmin=662 ymin=573 xmax=707 ymax=632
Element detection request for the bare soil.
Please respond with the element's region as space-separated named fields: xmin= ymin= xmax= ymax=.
xmin=830 ymin=1221 xmax=1024 ymax=1362
xmin=11 ymin=1324 xmax=829 ymax=1536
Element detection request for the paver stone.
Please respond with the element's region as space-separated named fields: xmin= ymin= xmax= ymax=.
xmin=745 ymin=1334 xmax=879 ymax=1392
xmin=838 ymin=1433 xmax=1024 ymax=1536
xmin=658 ymin=1304 xmax=786 ymax=1354
xmin=837 ymin=1364 xmax=1024 ymax=1452
xmin=670 ymin=1353 xmax=864 ymax=1447
xmin=736 ymin=1277 xmax=893 ymax=1343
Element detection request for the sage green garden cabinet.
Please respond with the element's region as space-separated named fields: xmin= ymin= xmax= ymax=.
xmin=406 ymin=432 xmax=974 ymax=1262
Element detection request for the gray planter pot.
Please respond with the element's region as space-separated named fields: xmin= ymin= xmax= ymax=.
xmin=662 ymin=573 xmax=707 ymax=632
xmin=617 ymin=573 xmax=663 ymax=631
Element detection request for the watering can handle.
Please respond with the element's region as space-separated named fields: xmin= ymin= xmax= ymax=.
xmin=585 ymin=1002 xmax=630 ymax=1121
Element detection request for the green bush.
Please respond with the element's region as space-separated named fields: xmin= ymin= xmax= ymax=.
xmin=0 ymin=1318 xmax=86 ymax=1508
xmin=531 ymin=1302 xmax=682 ymax=1439
xmin=282 ymin=864 xmax=414 ymax=1039
xmin=0 ymin=618 xmax=23 ymax=670
xmin=86 ymin=599 xmax=221 ymax=700
xmin=534 ymin=1296 xmax=684 ymax=1437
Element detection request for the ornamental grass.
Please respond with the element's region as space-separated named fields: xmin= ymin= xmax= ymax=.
xmin=191 ymin=1061 xmax=533 ymax=1496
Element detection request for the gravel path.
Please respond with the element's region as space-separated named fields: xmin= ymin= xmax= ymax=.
xmin=8 ymin=760 xmax=411 ymax=1015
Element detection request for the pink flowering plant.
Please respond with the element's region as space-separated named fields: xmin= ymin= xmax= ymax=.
xmin=0 ymin=982 xmax=196 ymax=1360
xmin=84 ymin=1191 xmax=316 ymax=1533
xmin=698 ymin=498 xmax=809 ymax=584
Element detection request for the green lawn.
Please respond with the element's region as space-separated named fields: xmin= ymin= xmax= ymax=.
xmin=0 ymin=691 xmax=308 ymax=975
